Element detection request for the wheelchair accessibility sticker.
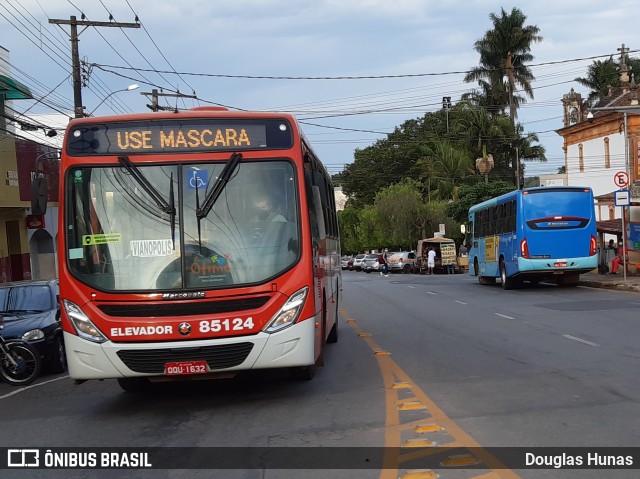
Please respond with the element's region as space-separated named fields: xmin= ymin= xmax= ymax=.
xmin=187 ymin=169 xmax=207 ymax=189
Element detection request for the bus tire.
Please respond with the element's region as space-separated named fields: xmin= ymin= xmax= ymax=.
xmin=500 ymin=261 xmax=514 ymax=290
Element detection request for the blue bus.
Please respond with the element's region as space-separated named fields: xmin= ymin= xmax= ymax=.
xmin=468 ymin=187 xmax=598 ymax=289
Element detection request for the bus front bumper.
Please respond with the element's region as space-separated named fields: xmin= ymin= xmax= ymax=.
xmin=63 ymin=317 xmax=316 ymax=380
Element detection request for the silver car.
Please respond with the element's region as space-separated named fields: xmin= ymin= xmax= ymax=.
xmin=388 ymin=251 xmax=417 ymax=273
xmin=362 ymin=254 xmax=383 ymax=273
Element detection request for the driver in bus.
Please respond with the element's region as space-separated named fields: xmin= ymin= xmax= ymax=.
xmin=251 ymin=193 xmax=287 ymax=222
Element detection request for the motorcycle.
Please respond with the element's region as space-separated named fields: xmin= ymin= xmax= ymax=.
xmin=0 ymin=320 xmax=42 ymax=386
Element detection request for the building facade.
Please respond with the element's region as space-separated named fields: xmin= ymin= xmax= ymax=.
xmin=556 ymin=48 xmax=640 ymax=273
xmin=1 ymin=46 xmax=61 ymax=282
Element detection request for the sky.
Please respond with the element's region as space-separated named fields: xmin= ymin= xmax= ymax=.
xmin=2 ymin=0 xmax=639 ymax=178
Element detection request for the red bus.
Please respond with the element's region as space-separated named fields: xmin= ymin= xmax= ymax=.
xmin=57 ymin=108 xmax=341 ymax=390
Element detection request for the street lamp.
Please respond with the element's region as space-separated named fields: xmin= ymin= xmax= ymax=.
xmin=88 ymin=84 xmax=139 ymax=116
xmin=442 ymin=96 xmax=452 ymax=132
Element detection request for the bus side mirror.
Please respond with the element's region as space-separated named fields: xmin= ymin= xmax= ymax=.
xmin=31 ymin=176 xmax=49 ymax=215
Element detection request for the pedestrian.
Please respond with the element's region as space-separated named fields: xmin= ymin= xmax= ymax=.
xmin=610 ymin=244 xmax=627 ymax=275
xmin=427 ymin=247 xmax=436 ymax=275
xmin=379 ymin=249 xmax=389 ymax=276
xmin=458 ymin=243 xmax=468 ymax=256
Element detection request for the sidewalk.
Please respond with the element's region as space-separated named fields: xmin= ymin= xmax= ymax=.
xmin=579 ymin=271 xmax=640 ymax=293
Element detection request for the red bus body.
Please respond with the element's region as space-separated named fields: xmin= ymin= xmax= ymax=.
xmin=58 ymin=109 xmax=340 ymax=386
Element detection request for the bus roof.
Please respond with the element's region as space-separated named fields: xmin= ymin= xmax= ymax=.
xmin=468 ymin=186 xmax=593 ymax=214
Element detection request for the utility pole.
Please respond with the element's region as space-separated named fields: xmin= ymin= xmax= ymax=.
xmin=49 ymin=15 xmax=140 ymax=118
xmin=506 ymin=51 xmax=520 ymax=188
xmin=141 ymin=89 xmax=198 ymax=112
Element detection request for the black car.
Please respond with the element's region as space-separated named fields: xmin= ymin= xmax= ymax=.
xmin=0 ymin=280 xmax=65 ymax=374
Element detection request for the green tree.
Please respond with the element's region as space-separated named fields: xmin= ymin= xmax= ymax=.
xmin=464 ymin=7 xmax=542 ymax=120
xmin=575 ymin=54 xmax=640 ymax=105
xmin=455 ymin=101 xmax=518 ymax=183
xmin=446 ymin=181 xmax=515 ymax=224
xmin=373 ymin=179 xmax=425 ymax=250
xmin=358 ymin=205 xmax=381 ymax=252
xmin=338 ymin=207 xmax=362 ymax=254
xmin=415 ymin=140 xmax=475 ymax=200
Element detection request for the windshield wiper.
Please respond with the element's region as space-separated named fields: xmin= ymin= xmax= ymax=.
xmin=195 ymin=152 xmax=242 ymax=251
xmin=196 ymin=153 xmax=242 ymax=220
xmin=118 ymin=156 xmax=176 ymax=249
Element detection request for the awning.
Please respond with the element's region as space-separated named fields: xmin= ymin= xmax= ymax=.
xmin=0 ymin=74 xmax=33 ymax=100
xmin=596 ymin=219 xmax=622 ymax=236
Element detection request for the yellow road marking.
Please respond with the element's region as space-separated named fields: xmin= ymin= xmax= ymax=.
xmin=342 ymin=309 xmax=522 ymax=479
xmin=400 ymin=470 xmax=439 ymax=479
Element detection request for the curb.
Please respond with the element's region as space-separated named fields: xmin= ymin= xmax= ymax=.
xmin=579 ymin=280 xmax=640 ymax=293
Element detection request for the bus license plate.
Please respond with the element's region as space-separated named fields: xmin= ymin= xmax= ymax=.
xmin=554 ymin=262 xmax=567 ymax=267
xmin=165 ymin=360 xmax=208 ymax=376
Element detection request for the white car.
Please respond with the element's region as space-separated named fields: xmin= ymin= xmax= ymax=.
xmin=352 ymin=254 xmax=367 ymax=271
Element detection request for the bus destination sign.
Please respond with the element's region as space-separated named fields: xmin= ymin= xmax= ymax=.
xmin=67 ymin=119 xmax=291 ymax=155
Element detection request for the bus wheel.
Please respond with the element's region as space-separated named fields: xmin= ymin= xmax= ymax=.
xmin=118 ymin=377 xmax=150 ymax=392
xmin=289 ymin=365 xmax=316 ymax=380
xmin=473 ymin=258 xmax=479 ymax=276
xmin=500 ymin=261 xmax=514 ymax=290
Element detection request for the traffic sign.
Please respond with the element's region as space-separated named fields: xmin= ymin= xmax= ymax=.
xmin=615 ymin=189 xmax=630 ymax=207
xmin=613 ymin=171 xmax=629 ymax=188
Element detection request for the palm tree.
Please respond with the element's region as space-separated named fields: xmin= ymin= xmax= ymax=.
xmin=575 ymin=55 xmax=640 ymax=105
xmin=416 ymin=140 xmax=474 ymax=200
xmin=464 ymin=7 xmax=542 ymax=121
xmin=574 ymin=56 xmax=618 ymax=105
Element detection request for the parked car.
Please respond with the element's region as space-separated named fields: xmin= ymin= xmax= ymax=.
xmin=362 ymin=253 xmax=383 ymax=273
xmin=388 ymin=251 xmax=417 ymax=273
xmin=340 ymin=256 xmax=354 ymax=270
xmin=0 ymin=280 xmax=65 ymax=375
xmin=352 ymin=254 xmax=367 ymax=271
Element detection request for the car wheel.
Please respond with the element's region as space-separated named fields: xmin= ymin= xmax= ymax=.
xmin=403 ymin=264 xmax=411 ymax=274
xmin=47 ymin=335 xmax=67 ymax=374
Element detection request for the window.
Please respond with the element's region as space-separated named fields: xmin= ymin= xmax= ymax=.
xmin=579 ymin=144 xmax=584 ymax=172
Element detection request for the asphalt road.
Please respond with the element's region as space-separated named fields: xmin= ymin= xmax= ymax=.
xmin=1 ymin=271 xmax=639 ymax=478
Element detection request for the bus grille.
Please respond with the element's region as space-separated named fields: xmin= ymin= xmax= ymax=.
xmin=116 ymin=343 xmax=254 ymax=373
xmin=98 ymin=296 xmax=270 ymax=317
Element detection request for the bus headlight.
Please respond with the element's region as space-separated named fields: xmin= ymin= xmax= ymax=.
xmin=264 ymin=287 xmax=308 ymax=333
xmin=62 ymin=299 xmax=107 ymax=343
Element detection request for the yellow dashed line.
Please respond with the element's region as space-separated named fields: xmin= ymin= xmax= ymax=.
xmin=342 ymin=310 xmax=522 ymax=479
xmin=400 ymin=470 xmax=439 ymax=479
xmin=415 ymin=424 xmax=444 ymax=434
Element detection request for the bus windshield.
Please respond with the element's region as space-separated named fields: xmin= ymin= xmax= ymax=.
xmin=65 ymin=159 xmax=299 ymax=292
